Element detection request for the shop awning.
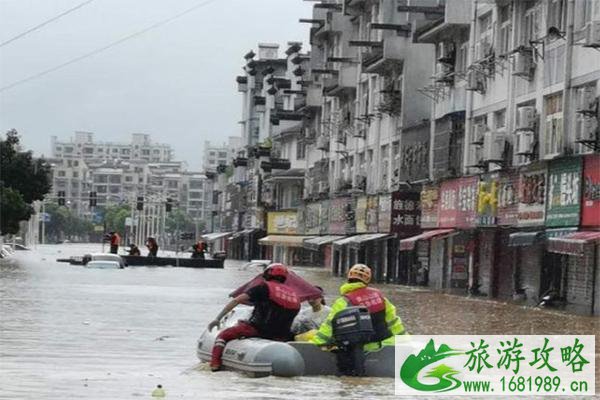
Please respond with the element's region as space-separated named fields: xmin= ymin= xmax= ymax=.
xmin=547 ymin=231 xmax=600 ymax=256
xmin=349 ymin=233 xmax=392 ymax=249
xmin=332 ymin=236 xmax=358 ymax=246
xmin=201 ymin=232 xmax=232 ymax=241
xmin=303 ymin=235 xmax=345 ymax=251
xmin=399 ymin=229 xmax=456 ymax=251
xmin=259 ymin=235 xmax=316 ymax=248
xmin=231 ymin=229 xmax=260 ymax=239
xmin=508 ymin=231 xmax=544 ymax=247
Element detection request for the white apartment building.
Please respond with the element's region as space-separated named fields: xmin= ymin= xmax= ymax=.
xmin=202 ymin=137 xmax=241 ymax=172
xmin=51 ymin=131 xmax=172 ymax=163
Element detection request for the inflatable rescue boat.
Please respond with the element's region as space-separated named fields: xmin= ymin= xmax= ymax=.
xmin=196 ymin=307 xmax=413 ymax=378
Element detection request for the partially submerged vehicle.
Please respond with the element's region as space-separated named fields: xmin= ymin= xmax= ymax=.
xmin=196 ymin=307 xmax=408 ymax=378
xmin=85 ymin=260 xmax=123 ymax=269
xmin=57 ymin=252 xmax=223 ymax=268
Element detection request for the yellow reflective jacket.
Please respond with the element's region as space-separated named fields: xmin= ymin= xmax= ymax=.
xmin=311 ymin=282 xmax=406 ymax=351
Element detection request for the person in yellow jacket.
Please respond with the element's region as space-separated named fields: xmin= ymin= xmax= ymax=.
xmin=311 ymin=264 xmax=406 ymax=351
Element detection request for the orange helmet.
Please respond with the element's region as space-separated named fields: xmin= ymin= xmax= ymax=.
xmin=348 ymin=264 xmax=372 ymax=284
xmin=264 ymin=263 xmax=288 ymax=281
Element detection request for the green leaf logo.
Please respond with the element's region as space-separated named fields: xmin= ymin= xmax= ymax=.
xmin=400 ymin=339 xmax=464 ymax=392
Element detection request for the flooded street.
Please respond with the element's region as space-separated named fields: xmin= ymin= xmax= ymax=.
xmin=1 ymin=244 xmax=598 ymax=399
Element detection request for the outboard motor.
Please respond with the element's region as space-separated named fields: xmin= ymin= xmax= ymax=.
xmin=331 ymin=306 xmax=374 ymax=376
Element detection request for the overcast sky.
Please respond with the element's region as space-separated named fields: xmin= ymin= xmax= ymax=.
xmin=0 ymin=0 xmax=313 ymax=169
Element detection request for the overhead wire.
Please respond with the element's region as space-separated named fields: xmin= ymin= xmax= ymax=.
xmin=0 ymin=0 xmax=96 ymax=48
xmin=0 ymin=0 xmax=219 ymax=93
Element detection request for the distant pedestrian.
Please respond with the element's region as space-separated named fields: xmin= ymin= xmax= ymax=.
xmin=146 ymin=237 xmax=158 ymax=257
xmin=109 ymin=232 xmax=121 ymax=254
xmin=128 ymin=243 xmax=141 ymax=256
xmin=191 ymin=240 xmax=206 ymax=259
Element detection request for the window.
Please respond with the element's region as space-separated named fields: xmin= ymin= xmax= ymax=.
xmin=455 ymin=41 xmax=469 ymax=73
xmin=218 ymin=151 xmax=227 ymax=158
xmin=547 ymin=0 xmax=566 ymax=33
xmin=73 ymin=161 xmax=78 ymax=167
xmin=544 ymin=93 xmax=563 ymax=156
xmin=296 ymin=141 xmax=306 ymax=160
xmin=64 ymin=147 xmax=73 ymax=153
xmin=57 ymin=170 xmax=66 ymax=177
xmin=142 ymin=149 xmax=150 ymax=155
xmin=83 ymin=147 xmax=93 ymax=154
xmin=153 ymin=149 xmax=160 ymax=154
xmin=109 ymin=175 xmax=121 ymax=184
xmin=521 ymin=2 xmax=540 ymax=45
xmin=125 ymin=176 xmax=133 ymax=182
xmin=495 ymin=109 xmax=506 ymax=129
xmin=476 ymin=12 xmax=494 ymax=60
xmin=574 ymin=0 xmax=597 ymax=31
xmin=73 ymin=171 xmax=79 ymax=178
xmin=121 ymin=148 xmax=130 ymax=154
xmin=498 ymin=5 xmax=513 ymax=55
xmin=113 ymin=148 xmax=118 ymax=153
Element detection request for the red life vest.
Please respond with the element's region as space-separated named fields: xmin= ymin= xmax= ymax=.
xmin=265 ymin=281 xmax=300 ymax=311
xmin=111 ymin=234 xmax=120 ymax=246
xmin=344 ymin=286 xmax=385 ymax=313
xmin=344 ymin=286 xmax=390 ymax=342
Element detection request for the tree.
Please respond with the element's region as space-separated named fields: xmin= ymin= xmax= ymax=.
xmin=1 ymin=188 xmax=32 ymax=235
xmin=0 ymin=130 xmax=51 ymax=235
xmin=166 ymin=209 xmax=196 ymax=233
xmin=102 ymin=204 xmax=130 ymax=234
xmin=45 ymin=203 xmax=95 ymax=242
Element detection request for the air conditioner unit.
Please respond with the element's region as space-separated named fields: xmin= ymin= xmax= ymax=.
xmin=477 ymin=37 xmax=493 ymax=60
xmin=512 ymin=49 xmax=533 ymax=78
xmin=353 ymin=127 xmax=366 ymax=139
xmin=483 ymin=129 xmax=506 ymax=162
xmin=575 ymin=86 xmax=597 ymax=113
xmin=584 ymin=21 xmax=600 ymax=47
xmin=318 ymin=181 xmax=329 ymax=193
xmin=316 ymin=135 xmax=329 ymax=151
xmin=516 ymin=106 xmax=536 ymax=131
xmin=575 ymin=115 xmax=599 ymax=142
xmin=465 ymin=69 xmax=482 ymax=92
xmin=516 ymin=131 xmax=535 ymax=155
xmin=336 ymin=131 xmax=346 ymax=145
xmin=471 ymin=123 xmax=487 ymax=145
xmin=437 ymin=42 xmax=455 ymax=64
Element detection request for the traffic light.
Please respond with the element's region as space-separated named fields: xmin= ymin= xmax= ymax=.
xmin=58 ymin=191 xmax=65 ymax=206
xmin=165 ymin=198 xmax=173 ymax=213
xmin=136 ymin=196 xmax=144 ymax=211
xmin=89 ymin=192 xmax=97 ymax=207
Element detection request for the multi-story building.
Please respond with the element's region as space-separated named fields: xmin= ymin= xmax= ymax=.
xmin=51 ymin=131 xmax=172 ymax=163
xmin=210 ymin=0 xmax=599 ymax=315
xmin=202 ymin=137 xmax=241 ymax=172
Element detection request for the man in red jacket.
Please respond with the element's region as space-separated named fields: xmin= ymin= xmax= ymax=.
xmin=207 ymin=263 xmax=300 ymax=371
xmin=109 ymin=232 xmax=120 ymax=254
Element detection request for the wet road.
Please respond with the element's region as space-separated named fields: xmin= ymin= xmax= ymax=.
xmin=0 ymin=244 xmax=598 ymax=399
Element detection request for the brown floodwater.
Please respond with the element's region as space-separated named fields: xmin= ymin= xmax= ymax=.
xmin=0 ymin=243 xmax=597 ymax=399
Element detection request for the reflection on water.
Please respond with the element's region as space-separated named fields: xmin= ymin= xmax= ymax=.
xmin=0 ymin=244 xmax=598 ymax=399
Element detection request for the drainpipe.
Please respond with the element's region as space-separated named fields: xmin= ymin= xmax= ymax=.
xmin=462 ymin=0 xmax=478 ymax=175
xmin=561 ymin=0 xmax=575 ymax=152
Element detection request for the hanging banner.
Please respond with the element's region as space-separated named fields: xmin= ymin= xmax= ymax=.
xmin=304 ymin=202 xmax=321 ymax=235
xmin=439 ymin=176 xmax=478 ymax=228
xmin=420 ymin=185 xmax=440 ymax=228
xmin=345 ymin=197 xmax=357 ymax=234
xmin=366 ymin=196 xmax=379 ymax=232
xmin=582 ymin=154 xmax=600 ymax=228
xmin=496 ymin=171 xmax=519 ymax=226
xmin=517 ymin=166 xmax=547 ymax=227
xmin=477 ymin=173 xmax=499 ymax=226
xmin=355 ymin=196 xmax=368 ymax=233
xmin=330 ymin=197 xmax=352 ymax=235
xmin=267 ymin=211 xmax=298 ymax=235
xmin=546 ymin=157 xmax=582 ymax=227
xmin=378 ymin=194 xmax=392 ymax=233
xmin=391 ymin=191 xmax=421 ymax=236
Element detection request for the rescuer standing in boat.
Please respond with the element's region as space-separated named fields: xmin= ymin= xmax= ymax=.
xmin=207 ymin=263 xmax=301 ymax=371
xmin=311 ymin=264 xmax=406 ymax=351
xmin=109 ymin=232 xmax=121 ymax=254
xmin=146 ymin=237 xmax=158 ymax=257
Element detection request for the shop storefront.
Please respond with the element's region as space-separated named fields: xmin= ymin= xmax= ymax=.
xmin=260 ymin=211 xmax=314 ymax=265
xmin=201 ymin=231 xmax=231 ymax=255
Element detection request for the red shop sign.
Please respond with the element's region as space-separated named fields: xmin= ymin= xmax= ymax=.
xmin=582 ymin=154 xmax=600 ymax=228
xmin=438 ymin=176 xmax=479 ymax=228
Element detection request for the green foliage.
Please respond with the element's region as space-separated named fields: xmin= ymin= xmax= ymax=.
xmin=0 ymin=129 xmax=51 ymax=203
xmin=0 ymin=130 xmax=51 ymax=235
xmin=45 ymin=203 xmax=94 ymax=241
xmin=1 ymin=188 xmax=33 ymax=235
xmin=101 ymin=204 xmax=131 ymax=234
xmin=165 ymin=209 xmax=196 ymax=233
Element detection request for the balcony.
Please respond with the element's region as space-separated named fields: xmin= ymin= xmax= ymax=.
xmin=233 ymin=157 xmax=248 ymax=167
xmin=362 ymin=35 xmax=407 ymax=74
xmin=413 ymin=0 xmax=471 ymax=44
xmin=323 ymin=65 xmax=358 ymax=97
xmin=313 ymin=11 xmax=342 ymax=41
